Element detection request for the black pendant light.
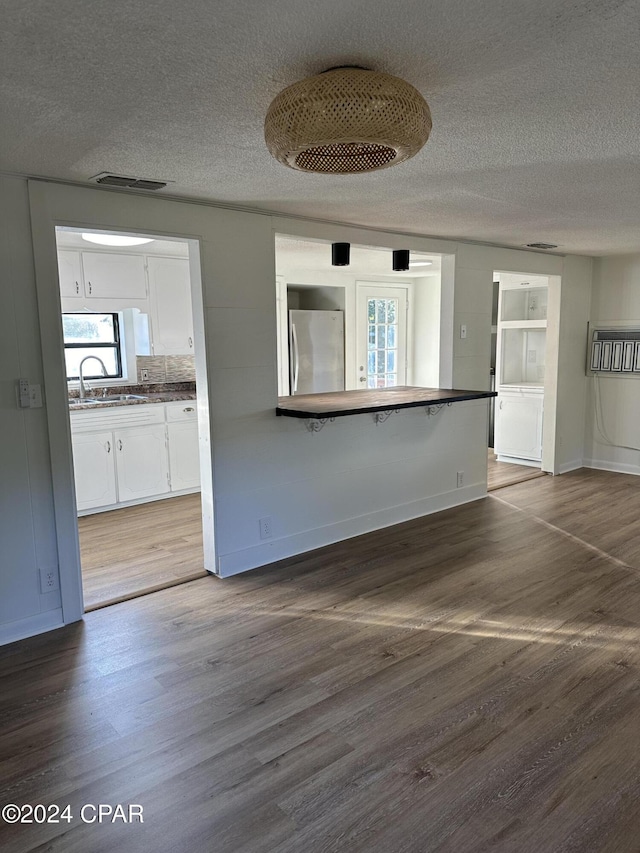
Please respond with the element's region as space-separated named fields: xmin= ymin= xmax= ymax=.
xmin=332 ymin=242 xmax=350 ymax=266
xmin=392 ymin=249 xmax=410 ymax=271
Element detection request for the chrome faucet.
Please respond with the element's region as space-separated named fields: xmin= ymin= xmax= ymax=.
xmin=78 ymin=356 xmax=109 ymax=400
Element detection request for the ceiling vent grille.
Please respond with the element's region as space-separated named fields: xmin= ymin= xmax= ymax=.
xmin=90 ymin=173 xmax=169 ymax=191
xmin=525 ymin=242 xmax=558 ymax=250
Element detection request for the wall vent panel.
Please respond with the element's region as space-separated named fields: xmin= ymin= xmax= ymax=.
xmin=589 ymin=328 xmax=640 ymax=375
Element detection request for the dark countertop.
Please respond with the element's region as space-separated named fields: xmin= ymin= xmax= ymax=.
xmin=276 ymin=386 xmax=496 ymax=420
xmin=69 ymin=382 xmax=196 ymax=411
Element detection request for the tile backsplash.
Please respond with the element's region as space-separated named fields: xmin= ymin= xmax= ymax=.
xmin=137 ymin=355 xmax=196 ymax=384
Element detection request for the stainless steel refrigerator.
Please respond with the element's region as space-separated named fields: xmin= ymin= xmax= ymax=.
xmin=289 ymin=310 xmax=344 ymax=395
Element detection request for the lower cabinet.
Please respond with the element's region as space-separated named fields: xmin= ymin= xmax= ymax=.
xmin=494 ymin=389 xmax=543 ymax=463
xmin=167 ymin=421 xmax=200 ymax=491
xmin=115 ymin=424 xmax=170 ymax=502
xmin=72 ymin=430 xmax=118 ymax=510
xmin=71 ymin=403 xmax=199 ymax=514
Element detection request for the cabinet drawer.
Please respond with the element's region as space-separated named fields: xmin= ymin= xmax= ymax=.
xmin=165 ymin=401 xmax=198 ymax=422
xmin=70 ymin=403 xmax=165 ymax=432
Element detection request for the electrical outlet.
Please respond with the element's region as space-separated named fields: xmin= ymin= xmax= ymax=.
xmin=141 ymin=369 xmax=150 ymax=382
xmin=39 ymin=567 xmax=59 ymax=593
xmin=528 ymin=350 xmax=537 ymax=363
xmin=259 ymin=517 xmax=273 ymax=539
xmin=456 ymin=471 xmax=464 ymax=488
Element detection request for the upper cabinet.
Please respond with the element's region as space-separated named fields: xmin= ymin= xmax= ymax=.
xmin=58 ymin=248 xmax=195 ymax=356
xmin=147 ymin=257 xmax=194 ymax=355
xmin=82 ymin=252 xmax=147 ymax=299
xmin=57 ymin=249 xmax=84 ymax=298
xmin=58 ymin=249 xmax=147 ymax=302
xmin=496 ymin=277 xmax=549 ymax=388
xmin=500 ymin=285 xmax=548 ymax=324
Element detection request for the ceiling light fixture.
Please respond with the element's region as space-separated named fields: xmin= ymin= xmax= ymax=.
xmin=331 ymin=242 xmax=351 ymax=266
xmin=264 ymin=67 xmax=431 ymax=174
xmin=392 ymin=250 xmax=411 ymax=271
xmin=81 ymin=233 xmax=154 ymax=247
xmin=411 ymin=260 xmax=433 ymax=267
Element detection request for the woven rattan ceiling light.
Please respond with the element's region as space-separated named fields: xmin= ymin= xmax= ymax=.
xmin=264 ymin=67 xmax=432 ymax=174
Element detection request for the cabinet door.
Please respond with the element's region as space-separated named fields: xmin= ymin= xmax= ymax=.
xmin=167 ymin=421 xmax=200 ymax=491
xmin=148 ymin=257 xmax=194 ymax=354
xmin=115 ymin=424 xmax=170 ymax=501
xmin=57 ymin=250 xmax=83 ymax=298
xmin=82 ymin=252 xmax=147 ymax=299
xmin=72 ymin=431 xmax=117 ymax=511
xmin=495 ymin=394 xmax=543 ymax=461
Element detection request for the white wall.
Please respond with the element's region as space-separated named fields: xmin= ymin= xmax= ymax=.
xmin=584 ymin=254 xmax=640 ymax=474
xmin=553 ymin=256 xmax=592 ymax=473
xmin=453 ymin=244 xmax=565 ymax=392
xmin=1 ymin=176 xmax=591 ymax=645
xmin=0 ymin=177 xmax=63 ymax=644
xmin=413 ymin=274 xmax=441 ymax=387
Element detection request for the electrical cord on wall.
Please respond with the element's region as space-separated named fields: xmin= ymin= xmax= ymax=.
xmin=593 ymin=373 xmax=640 ymax=452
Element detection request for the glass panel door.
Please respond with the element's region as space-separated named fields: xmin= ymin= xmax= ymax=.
xmin=367 ymin=297 xmax=399 ymax=388
xmin=357 ymin=284 xmax=408 ymax=389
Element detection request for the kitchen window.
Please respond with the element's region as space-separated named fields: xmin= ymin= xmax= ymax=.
xmin=62 ymin=313 xmax=123 ymax=380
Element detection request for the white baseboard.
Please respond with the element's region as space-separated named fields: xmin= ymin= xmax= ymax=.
xmin=496 ymin=454 xmax=541 ymax=468
xmin=583 ymin=459 xmax=640 ymax=477
xmin=557 ymin=459 xmax=584 ymax=474
xmin=78 ymin=487 xmax=201 ymax=516
xmin=217 ymin=483 xmax=487 ymax=578
xmin=0 ymin=608 xmax=64 ymax=648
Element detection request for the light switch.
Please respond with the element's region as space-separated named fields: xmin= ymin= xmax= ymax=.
xmin=29 ymin=384 xmax=43 ymax=408
xmin=460 ymin=324 xmax=467 ymax=339
xmin=17 ymin=379 xmax=43 ymax=408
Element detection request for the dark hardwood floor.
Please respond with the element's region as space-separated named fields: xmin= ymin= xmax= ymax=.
xmin=2 ymin=468 xmax=640 ymax=852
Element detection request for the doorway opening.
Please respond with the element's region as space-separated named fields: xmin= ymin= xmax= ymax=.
xmin=488 ymin=270 xmax=549 ymax=490
xmin=274 ymin=235 xmax=443 ymax=396
xmin=55 ymin=226 xmax=209 ymax=610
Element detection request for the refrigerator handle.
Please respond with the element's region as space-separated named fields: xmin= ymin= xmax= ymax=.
xmin=291 ymin=324 xmax=300 ymax=393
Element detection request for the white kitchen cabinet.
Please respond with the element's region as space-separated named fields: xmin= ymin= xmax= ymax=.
xmin=57 ymin=249 xmax=147 ymax=306
xmin=167 ymin=421 xmax=200 ymax=491
xmin=495 ymin=391 xmax=543 ymax=463
xmin=115 ymin=424 xmax=170 ymax=502
xmin=71 ymin=402 xmax=198 ymax=513
xmin=494 ymin=275 xmax=548 ymax=465
xmin=166 ymin=401 xmax=200 ymax=491
xmin=147 ymin=257 xmax=194 ymax=354
xmin=82 ymin=252 xmax=147 ymax=299
xmin=72 ymin=430 xmax=118 ymax=510
xmin=57 ymin=250 xmax=84 ymax=298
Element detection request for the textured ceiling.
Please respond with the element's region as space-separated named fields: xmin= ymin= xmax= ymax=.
xmin=2 ymin=0 xmax=639 ymax=255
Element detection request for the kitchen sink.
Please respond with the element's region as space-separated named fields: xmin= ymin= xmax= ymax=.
xmin=69 ymin=394 xmax=148 ymax=406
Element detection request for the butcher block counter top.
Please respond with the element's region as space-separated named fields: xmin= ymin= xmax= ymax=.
xmin=276 ymin=386 xmax=496 ymax=420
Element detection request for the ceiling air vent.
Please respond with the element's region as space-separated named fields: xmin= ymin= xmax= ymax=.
xmin=90 ymin=173 xmax=169 ymax=191
xmin=525 ymin=242 xmax=558 ymax=250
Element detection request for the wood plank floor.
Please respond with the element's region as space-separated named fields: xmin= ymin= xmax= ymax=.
xmin=79 ymin=494 xmax=206 ymax=610
xmin=487 ymin=448 xmax=546 ymax=490
xmin=2 ymin=468 xmax=640 ymax=852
